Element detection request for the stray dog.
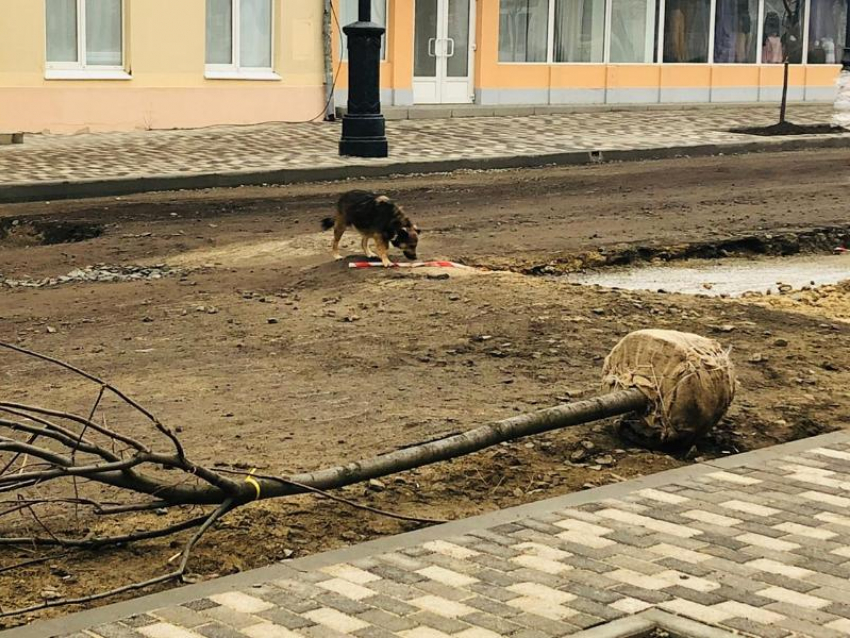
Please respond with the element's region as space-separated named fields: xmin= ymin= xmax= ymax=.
xmin=321 ymin=190 xmax=420 ymax=267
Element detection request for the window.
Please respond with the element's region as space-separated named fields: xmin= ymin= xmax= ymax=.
xmin=206 ymin=0 xmax=275 ymax=78
xmin=553 ymin=0 xmax=606 ymax=62
xmin=46 ymin=0 xmax=125 ymax=77
xmin=807 ymin=0 xmax=843 ymax=63
xmin=340 ymin=0 xmax=387 ymax=60
xmin=499 ymin=0 xmax=550 ymax=62
xmin=761 ymin=0 xmax=804 ymax=63
xmin=610 ymin=0 xmax=658 ymax=62
xmin=662 ymin=0 xmax=711 ymax=62
xmin=713 ymin=0 xmax=757 ymax=62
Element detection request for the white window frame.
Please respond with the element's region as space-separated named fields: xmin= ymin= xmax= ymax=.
xmin=45 ymin=0 xmax=130 ymax=80
xmin=205 ymin=0 xmax=280 ymax=80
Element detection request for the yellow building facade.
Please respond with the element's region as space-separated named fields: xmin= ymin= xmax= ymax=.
xmin=0 ymin=0 xmax=326 ymax=133
xmin=0 ymin=0 xmax=842 ymax=134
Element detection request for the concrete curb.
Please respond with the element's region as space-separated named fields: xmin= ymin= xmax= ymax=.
xmin=1 ymin=135 xmax=849 ymax=204
xmin=5 ymin=429 xmax=847 ymax=638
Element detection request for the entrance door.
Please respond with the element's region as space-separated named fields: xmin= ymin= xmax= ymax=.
xmin=413 ymin=0 xmax=474 ymax=104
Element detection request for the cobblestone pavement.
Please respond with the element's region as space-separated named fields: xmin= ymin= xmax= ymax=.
xmin=13 ymin=431 xmax=850 ymax=638
xmin=0 ymin=106 xmax=844 ymax=187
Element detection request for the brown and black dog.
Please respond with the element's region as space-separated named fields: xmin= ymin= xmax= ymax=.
xmin=321 ymin=190 xmax=420 ymax=267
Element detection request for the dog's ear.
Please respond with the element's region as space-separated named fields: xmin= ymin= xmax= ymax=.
xmin=413 ymin=225 xmax=421 ymax=234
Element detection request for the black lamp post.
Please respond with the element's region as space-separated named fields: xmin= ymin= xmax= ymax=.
xmin=843 ymin=0 xmax=850 ymax=70
xmin=339 ymin=0 xmax=388 ymax=158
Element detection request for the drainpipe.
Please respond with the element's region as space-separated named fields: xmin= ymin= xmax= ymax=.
xmin=323 ymin=0 xmax=335 ymax=121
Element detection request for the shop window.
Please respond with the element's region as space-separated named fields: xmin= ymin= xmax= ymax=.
xmin=807 ymin=0 xmax=845 ymax=64
xmin=553 ymin=0 xmax=605 ymax=62
xmin=206 ymin=0 xmax=275 ymax=77
xmin=761 ymin=0 xmax=804 ymax=63
xmin=610 ymin=0 xmax=658 ymax=63
xmin=46 ymin=0 xmax=124 ymax=75
xmin=499 ymin=0 xmax=550 ymax=62
xmin=340 ymin=0 xmax=388 ymax=60
xmin=713 ymin=0 xmax=757 ymax=62
xmin=663 ymin=0 xmax=711 ymax=62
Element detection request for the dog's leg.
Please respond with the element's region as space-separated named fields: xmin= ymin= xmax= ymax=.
xmin=360 ymin=235 xmax=376 ymax=258
xmin=332 ymin=218 xmax=346 ymax=260
xmin=374 ymin=237 xmax=392 ymax=267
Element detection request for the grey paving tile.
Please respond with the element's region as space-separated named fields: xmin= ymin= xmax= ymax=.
xmin=195 ymin=622 xmax=247 ymax=638
xmin=88 ymin=624 xmax=144 ymax=638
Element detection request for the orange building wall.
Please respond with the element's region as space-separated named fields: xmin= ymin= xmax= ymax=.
xmin=331 ymin=0 xmax=840 ymax=107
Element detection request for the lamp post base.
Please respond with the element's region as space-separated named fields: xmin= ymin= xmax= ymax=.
xmin=339 ymin=113 xmax=388 ymax=158
xmin=339 ymin=137 xmax=389 ymax=158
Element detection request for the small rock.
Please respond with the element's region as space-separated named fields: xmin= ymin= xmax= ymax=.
xmin=207 ymin=307 xmax=218 ymax=315
xmin=448 ymin=294 xmax=461 ymax=301
xmin=570 ymin=449 xmax=588 ymax=463
xmin=591 ymin=308 xmax=606 ymax=315
xmin=141 ymin=316 xmax=154 ymax=323
xmin=595 ymin=455 xmax=615 ymax=467
xmin=720 ymin=324 xmax=735 ymax=333
xmin=267 ymin=318 xmax=279 ymax=324
xmin=427 ymin=273 xmax=450 ymax=280
xmin=773 ymin=338 xmax=789 ymax=347
xmin=580 ymin=440 xmax=596 ymax=451
xmin=748 ymin=352 xmax=768 ymax=364
xmin=41 ymin=590 xmax=62 ymax=601
xmin=367 ymin=479 xmax=386 ymax=492
xmin=46 ymin=326 xmax=56 ymax=334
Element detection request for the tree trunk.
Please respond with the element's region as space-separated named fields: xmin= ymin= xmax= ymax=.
xmin=780 ymin=61 xmax=790 ymax=124
xmin=253 ymin=388 xmax=648 ymax=500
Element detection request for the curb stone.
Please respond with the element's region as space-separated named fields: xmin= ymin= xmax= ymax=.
xmin=1 ymin=136 xmax=849 ymax=204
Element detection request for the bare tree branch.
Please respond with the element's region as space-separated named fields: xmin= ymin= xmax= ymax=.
xmin=0 ymin=339 xmax=650 ymax=619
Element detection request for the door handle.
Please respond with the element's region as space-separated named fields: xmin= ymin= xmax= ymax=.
xmin=446 ymin=38 xmax=456 ymax=57
xmin=428 ymin=38 xmax=436 ymax=57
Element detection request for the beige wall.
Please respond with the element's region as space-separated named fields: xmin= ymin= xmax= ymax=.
xmin=0 ymin=0 xmax=326 ymax=132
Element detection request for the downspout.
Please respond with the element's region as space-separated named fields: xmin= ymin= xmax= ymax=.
xmin=323 ymin=0 xmax=336 ymax=121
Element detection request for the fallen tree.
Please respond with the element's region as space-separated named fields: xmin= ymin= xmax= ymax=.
xmin=0 ymin=330 xmax=734 ymax=618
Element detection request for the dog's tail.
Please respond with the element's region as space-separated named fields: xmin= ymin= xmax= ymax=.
xmin=320 ymin=217 xmax=335 ymax=231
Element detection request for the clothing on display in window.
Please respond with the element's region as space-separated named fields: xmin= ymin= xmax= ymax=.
xmin=664 ymin=0 xmax=710 ymax=62
xmin=762 ymin=11 xmax=783 ymax=63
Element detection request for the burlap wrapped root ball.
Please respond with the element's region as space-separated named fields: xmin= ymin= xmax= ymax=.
xmin=602 ymin=329 xmax=736 ymax=448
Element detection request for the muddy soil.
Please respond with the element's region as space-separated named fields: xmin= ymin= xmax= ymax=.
xmin=1 ymin=150 xmax=849 ymax=626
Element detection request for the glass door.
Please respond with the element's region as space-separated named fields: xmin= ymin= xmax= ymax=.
xmin=413 ymin=0 xmax=475 ymax=104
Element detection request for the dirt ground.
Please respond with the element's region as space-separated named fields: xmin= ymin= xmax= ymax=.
xmin=1 ymin=149 xmax=850 ymax=626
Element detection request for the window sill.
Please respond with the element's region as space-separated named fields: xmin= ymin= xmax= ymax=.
xmin=45 ymin=69 xmax=132 ymax=81
xmin=204 ymin=70 xmax=282 ymax=81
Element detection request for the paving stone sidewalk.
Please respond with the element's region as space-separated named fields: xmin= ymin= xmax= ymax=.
xmin=11 ymin=431 xmax=850 ymax=638
xmin=0 ymin=105 xmax=847 ymax=202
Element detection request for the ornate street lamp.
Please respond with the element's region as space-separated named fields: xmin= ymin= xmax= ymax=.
xmin=339 ymin=0 xmax=388 ymax=157
xmin=844 ymin=0 xmax=850 ymax=70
